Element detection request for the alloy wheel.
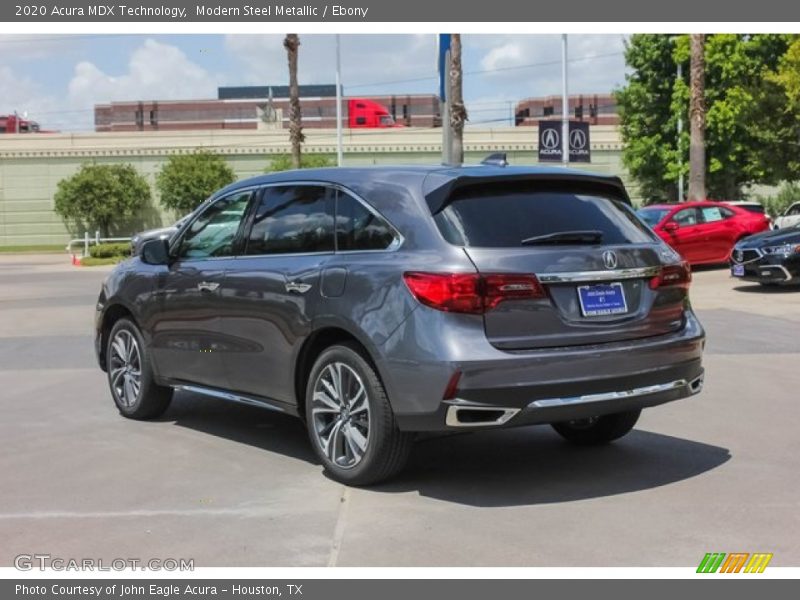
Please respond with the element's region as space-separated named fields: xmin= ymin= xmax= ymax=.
xmin=311 ymin=362 xmax=371 ymax=469
xmin=109 ymin=330 xmax=142 ymax=408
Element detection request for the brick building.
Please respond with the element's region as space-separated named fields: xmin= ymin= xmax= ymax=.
xmin=515 ymin=93 xmax=618 ymax=127
xmin=94 ymin=86 xmax=441 ymax=132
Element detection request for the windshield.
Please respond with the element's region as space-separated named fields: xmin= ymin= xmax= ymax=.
xmin=637 ymin=207 xmax=671 ymax=227
xmin=379 ymin=115 xmax=395 ymax=126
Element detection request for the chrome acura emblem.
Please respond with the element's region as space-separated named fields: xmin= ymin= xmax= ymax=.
xmin=735 ymin=249 xmax=744 ymax=262
xmin=602 ymin=250 xmax=618 ymax=269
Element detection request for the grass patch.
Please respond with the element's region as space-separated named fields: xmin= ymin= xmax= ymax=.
xmin=0 ymin=244 xmax=66 ymax=253
xmin=80 ymin=256 xmax=124 ymax=267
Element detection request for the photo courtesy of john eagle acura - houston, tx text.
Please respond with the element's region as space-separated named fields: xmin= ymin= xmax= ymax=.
xmin=94 ymin=165 xmax=705 ymax=485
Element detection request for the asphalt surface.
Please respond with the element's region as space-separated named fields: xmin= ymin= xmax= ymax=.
xmin=1 ymin=254 xmax=798 ymax=567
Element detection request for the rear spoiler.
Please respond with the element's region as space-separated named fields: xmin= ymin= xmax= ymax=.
xmin=424 ymin=173 xmax=632 ymax=215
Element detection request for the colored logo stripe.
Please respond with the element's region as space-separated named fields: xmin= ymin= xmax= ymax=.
xmin=744 ymin=553 xmax=773 ymax=573
xmin=697 ymin=552 xmax=773 ymax=573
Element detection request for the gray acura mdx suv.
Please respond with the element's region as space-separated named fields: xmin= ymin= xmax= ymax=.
xmin=95 ymin=166 xmax=705 ymax=485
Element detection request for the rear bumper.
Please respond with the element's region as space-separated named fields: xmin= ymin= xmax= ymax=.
xmin=398 ymin=368 xmax=703 ymax=431
xmin=382 ymin=309 xmax=705 ymax=432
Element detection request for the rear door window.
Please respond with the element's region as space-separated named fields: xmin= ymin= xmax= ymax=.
xmin=700 ymin=206 xmax=724 ymax=223
xmin=245 ymin=185 xmax=334 ymax=255
xmin=433 ymin=182 xmax=655 ymax=247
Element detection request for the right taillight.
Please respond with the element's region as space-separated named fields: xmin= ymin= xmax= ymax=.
xmin=649 ymin=261 xmax=692 ymax=290
xmin=403 ymin=272 xmax=545 ymax=314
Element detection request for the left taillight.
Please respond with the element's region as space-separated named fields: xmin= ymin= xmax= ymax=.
xmin=649 ymin=261 xmax=692 ymax=290
xmin=402 ymin=272 xmax=545 ymax=314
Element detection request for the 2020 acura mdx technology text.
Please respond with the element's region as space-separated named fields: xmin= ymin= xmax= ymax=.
xmin=95 ymin=166 xmax=706 ymax=485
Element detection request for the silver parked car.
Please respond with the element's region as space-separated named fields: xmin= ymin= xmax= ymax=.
xmin=95 ymin=166 xmax=705 ymax=485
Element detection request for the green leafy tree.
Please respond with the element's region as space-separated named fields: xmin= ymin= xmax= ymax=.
xmin=616 ymin=34 xmax=794 ymax=201
xmin=156 ymin=150 xmax=236 ymax=213
xmin=54 ymin=163 xmax=150 ymax=236
xmin=266 ymin=153 xmax=334 ymax=172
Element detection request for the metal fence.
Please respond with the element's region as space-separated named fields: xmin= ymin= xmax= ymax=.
xmin=65 ymin=231 xmax=131 ymax=257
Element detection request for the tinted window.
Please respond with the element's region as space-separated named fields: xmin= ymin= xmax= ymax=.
xmin=787 ymin=204 xmax=800 ymax=216
xmin=673 ymin=208 xmax=700 ymax=227
xmin=336 ymin=192 xmax=396 ymax=251
xmin=637 ymin=207 xmax=671 ymax=227
xmin=178 ymin=191 xmax=251 ymax=259
xmin=246 ymin=185 xmax=334 ymax=255
xmin=434 ymin=183 xmax=655 ymax=247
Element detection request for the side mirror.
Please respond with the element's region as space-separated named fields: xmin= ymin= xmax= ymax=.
xmin=663 ymin=221 xmax=680 ymax=233
xmin=141 ymin=238 xmax=170 ymax=265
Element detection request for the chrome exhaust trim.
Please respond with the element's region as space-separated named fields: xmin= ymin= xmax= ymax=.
xmin=445 ymin=405 xmax=520 ymax=427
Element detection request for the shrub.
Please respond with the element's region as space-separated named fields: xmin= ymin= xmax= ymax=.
xmin=156 ymin=150 xmax=236 ymax=213
xmin=266 ymin=154 xmax=335 ymax=172
xmin=54 ymin=163 xmax=150 ymax=237
xmin=89 ymin=242 xmax=131 ymax=259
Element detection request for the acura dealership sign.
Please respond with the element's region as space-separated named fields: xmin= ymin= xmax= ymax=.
xmin=538 ymin=120 xmax=591 ymax=163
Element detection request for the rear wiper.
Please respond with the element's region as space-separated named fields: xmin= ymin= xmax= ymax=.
xmin=520 ymin=230 xmax=604 ymax=246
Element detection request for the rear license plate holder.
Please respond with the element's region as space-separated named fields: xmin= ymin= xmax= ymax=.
xmin=577 ymin=282 xmax=628 ymax=317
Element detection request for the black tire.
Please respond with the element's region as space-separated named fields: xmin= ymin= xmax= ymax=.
xmin=106 ymin=318 xmax=172 ymax=420
xmin=551 ymin=409 xmax=641 ymax=446
xmin=305 ymin=343 xmax=413 ymax=486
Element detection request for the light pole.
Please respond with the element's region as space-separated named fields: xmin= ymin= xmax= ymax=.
xmin=676 ymin=62 xmax=684 ymax=201
xmin=561 ymin=34 xmax=569 ymax=166
xmin=335 ymin=34 xmax=343 ymax=167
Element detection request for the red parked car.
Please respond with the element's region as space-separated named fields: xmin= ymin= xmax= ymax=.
xmin=637 ymin=201 xmax=771 ymax=265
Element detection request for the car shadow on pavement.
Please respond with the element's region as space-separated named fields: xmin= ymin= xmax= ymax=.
xmin=375 ymin=428 xmax=731 ymax=507
xmin=162 ymin=392 xmax=730 ymax=507
xmin=159 ymin=390 xmax=318 ymax=464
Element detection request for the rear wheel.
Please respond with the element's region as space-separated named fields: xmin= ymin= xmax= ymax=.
xmin=305 ymin=343 xmax=413 ymax=485
xmin=551 ymin=409 xmax=641 ymax=445
xmin=106 ymin=318 xmax=172 ymax=420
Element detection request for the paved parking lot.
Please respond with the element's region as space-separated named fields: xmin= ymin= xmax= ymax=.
xmin=1 ymin=254 xmax=798 ymax=567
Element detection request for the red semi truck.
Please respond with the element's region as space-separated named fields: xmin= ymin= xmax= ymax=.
xmin=347 ymin=98 xmax=403 ymax=128
xmin=0 ymin=114 xmax=44 ymax=133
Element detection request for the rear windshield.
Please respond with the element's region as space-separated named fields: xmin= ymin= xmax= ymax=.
xmin=434 ymin=182 xmax=656 ymax=247
xmin=738 ymin=205 xmax=765 ymax=214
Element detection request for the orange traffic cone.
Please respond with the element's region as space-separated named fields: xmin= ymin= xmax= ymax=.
xmin=71 ymin=254 xmax=81 ymax=267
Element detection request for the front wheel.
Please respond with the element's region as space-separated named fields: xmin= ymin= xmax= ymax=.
xmin=106 ymin=318 xmax=172 ymax=420
xmin=305 ymin=343 xmax=413 ymax=485
xmin=551 ymin=409 xmax=641 ymax=445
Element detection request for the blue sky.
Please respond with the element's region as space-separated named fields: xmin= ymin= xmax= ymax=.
xmin=0 ymin=34 xmax=628 ymax=132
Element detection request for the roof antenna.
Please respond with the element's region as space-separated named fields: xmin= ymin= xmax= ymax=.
xmin=481 ymin=152 xmax=508 ymax=167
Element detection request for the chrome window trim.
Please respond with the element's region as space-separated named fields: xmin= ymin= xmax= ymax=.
xmin=238 ymin=180 xmax=405 ymax=258
xmin=537 ymin=266 xmax=661 ymax=283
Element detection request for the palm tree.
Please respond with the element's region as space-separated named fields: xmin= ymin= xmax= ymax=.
xmin=449 ymin=34 xmax=468 ymax=165
xmin=283 ymin=34 xmax=304 ymax=169
xmin=688 ymin=33 xmax=706 ymax=200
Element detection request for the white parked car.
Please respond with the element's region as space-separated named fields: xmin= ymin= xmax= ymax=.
xmin=774 ymin=202 xmax=800 ymax=229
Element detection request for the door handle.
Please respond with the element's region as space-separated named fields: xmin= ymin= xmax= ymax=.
xmin=197 ymin=281 xmax=220 ymax=292
xmin=285 ymin=281 xmax=312 ymax=294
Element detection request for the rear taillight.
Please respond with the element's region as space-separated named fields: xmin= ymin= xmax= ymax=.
xmin=649 ymin=261 xmax=692 ymax=290
xmin=403 ymin=272 xmax=545 ymax=314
